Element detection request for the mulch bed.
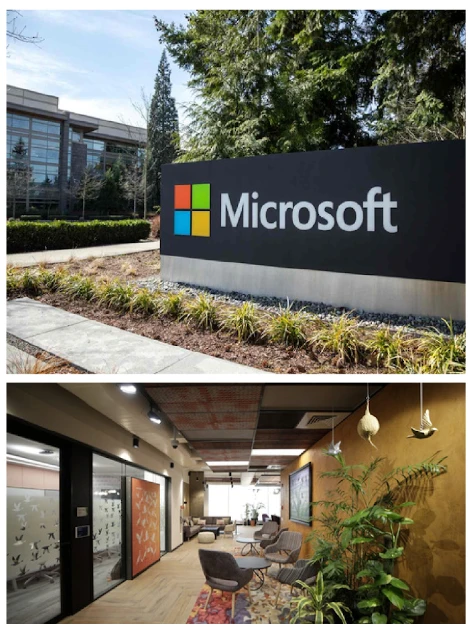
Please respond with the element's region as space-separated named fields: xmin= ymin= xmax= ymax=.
xmin=18 ymin=251 xmax=160 ymax=282
xmin=31 ymin=293 xmax=377 ymax=374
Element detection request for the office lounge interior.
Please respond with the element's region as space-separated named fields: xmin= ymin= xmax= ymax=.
xmin=6 ymin=382 xmax=465 ymax=624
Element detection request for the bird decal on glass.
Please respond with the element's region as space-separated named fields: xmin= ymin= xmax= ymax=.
xmin=407 ymin=409 xmax=438 ymax=439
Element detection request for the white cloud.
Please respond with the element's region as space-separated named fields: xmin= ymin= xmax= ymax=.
xmin=60 ymin=95 xmax=146 ymax=127
xmin=7 ymin=44 xmax=87 ymax=94
xmin=30 ymin=10 xmax=161 ymax=50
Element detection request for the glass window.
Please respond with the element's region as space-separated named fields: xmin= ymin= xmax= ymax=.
xmin=32 ymin=118 xmax=60 ymax=135
xmin=10 ymin=113 xmax=30 ymax=130
xmin=7 ymin=434 xmax=61 ymax=624
xmin=31 ymin=147 xmax=47 ymax=161
xmin=92 ymin=454 xmax=125 ymax=600
xmin=69 ymin=129 xmax=81 ymax=142
xmin=47 ymin=149 xmax=59 ymax=163
xmin=84 ymin=138 xmax=105 ymax=151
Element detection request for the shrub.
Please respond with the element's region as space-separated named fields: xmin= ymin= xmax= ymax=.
xmin=19 ymin=269 xmax=42 ymax=295
xmin=37 ymin=268 xmax=67 ymax=293
xmin=184 ymin=293 xmax=220 ymax=331
xmin=7 ymin=219 xmax=150 ymax=253
xmin=366 ymin=327 xmax=413 ymax=370
xmin=221 ymin=301 xmax=263 ymax=342
xmin=417 ymin=319 xmax=466 ymax=373
xmin=6 ymin=267 xmax=21 ymax=293
xmin=158 ymin=291 xmax=186 ymax=318
xmin=266 ymin=303 xmax=309 ymax=347
xmin=63 ymin=274 xmax=98 ymax=301
xmin=129 ymin=288 xmax=160 ymax=315
xmin=311 ymin=313 xmax=365 ymax=364
xmin=97 ymin=280 xmax=135 ymax=312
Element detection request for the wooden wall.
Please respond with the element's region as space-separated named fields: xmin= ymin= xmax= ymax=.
xmin=281 ymin=383 xmax=465 ymax=624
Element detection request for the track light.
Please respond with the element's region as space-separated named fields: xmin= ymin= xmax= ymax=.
xmin=229 ymin=471 xmax=232 ymax=477
xmin=133 ymin=436 xmax=139 ymax=449
xmin=120 ymin=384 xmax=137 ymax=395
xmin=148 ymin=406 xmax=162 ymax=424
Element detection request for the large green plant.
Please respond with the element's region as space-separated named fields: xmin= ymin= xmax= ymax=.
xmin=305 ymin=452 xmax=447 ymax=623
xmin=291 ymin=571 xmax=351 ymax=624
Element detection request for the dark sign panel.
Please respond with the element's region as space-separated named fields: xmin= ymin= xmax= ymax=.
xmin=161 ymin=141 xmax=465 ymax=283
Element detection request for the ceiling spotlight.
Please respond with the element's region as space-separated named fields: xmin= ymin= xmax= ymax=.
xmin=120 ymin=384 xmax=137 ymax=395
xmin=148 ymin=407 xmax=162 ymax=424
xmin=133 ymin=436 xmax=140 ymax=449
xmin=229 ymin=471 xmax=232 ymax=477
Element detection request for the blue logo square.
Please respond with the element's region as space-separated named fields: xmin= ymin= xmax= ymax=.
xmin=174 ymin=210 xmax=191 ymax=236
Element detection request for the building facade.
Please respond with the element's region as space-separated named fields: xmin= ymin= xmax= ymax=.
xmin=6 ymin=85 xmax=146 ymax=217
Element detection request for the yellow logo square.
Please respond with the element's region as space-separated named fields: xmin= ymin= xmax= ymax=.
xmin=191 ymin=211 xmax=210 ymax=237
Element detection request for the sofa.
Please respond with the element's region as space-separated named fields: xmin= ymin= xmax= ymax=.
xmin=183 ymin=516 xmax=232 ymax=541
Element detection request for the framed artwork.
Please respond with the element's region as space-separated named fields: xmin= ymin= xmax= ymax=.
xmin=131 ymin=478 xmax=160 ymax=577
xmin=289 ymin=462 xmax=312 ymax=525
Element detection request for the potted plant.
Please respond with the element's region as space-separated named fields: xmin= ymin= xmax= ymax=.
xmin=291 ymin=571 xmax=351 ymax=623
xmin=296 ymin=452 xmax=447 ymax=623
xmin=250 ymin=501 xmax=265 ymax=526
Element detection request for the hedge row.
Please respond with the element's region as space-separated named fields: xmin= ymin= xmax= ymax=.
xmin=7 ymin=220 xmax=151 ymax=253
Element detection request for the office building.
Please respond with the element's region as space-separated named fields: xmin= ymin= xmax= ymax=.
xmin=6 ymin=86 xmax=146 ymax=217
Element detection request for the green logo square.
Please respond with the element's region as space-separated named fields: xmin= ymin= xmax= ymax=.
xmin=191 ymin=183 xmax=210 ymax=210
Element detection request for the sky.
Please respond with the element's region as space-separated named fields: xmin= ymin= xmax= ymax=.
xmin=6 ymin=10 xmax=193 ymax=128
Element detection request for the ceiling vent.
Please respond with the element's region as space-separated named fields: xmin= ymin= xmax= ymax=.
xmin=296 ymin=411 xmax=348 ymax=430
xmin=267 ymin=464 xmax=282 ymax=470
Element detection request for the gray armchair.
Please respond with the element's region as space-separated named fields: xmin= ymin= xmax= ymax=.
xmin=259 ymin=526 xmax=288 ymax=550
xmin=253 ymin=520 xmax=278 ymax=541
xmin=264 ymin=531 xmax=303 ymax=572
xmin=198 ymin=549 xmax=253 ymax=622
xmin=274 ymin=559 xmax=320 ymax=606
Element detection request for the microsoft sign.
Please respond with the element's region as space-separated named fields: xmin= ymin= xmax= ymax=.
xmin=162 ymin=141 xmax=464 ymax=286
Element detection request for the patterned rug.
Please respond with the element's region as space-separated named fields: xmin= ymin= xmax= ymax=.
xmin=186 ymin=573 xmax=292 ymax=624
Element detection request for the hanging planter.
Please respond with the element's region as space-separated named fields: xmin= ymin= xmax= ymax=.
xmin=357 ymin=385 xmax=380 ymax=449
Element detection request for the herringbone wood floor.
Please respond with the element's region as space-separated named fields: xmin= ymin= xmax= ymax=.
xmin=61 ymin=526 xmax=257 ymax=624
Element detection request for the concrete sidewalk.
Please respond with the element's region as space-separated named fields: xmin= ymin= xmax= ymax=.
xmin=7 ymin=240 xmax=160 ymax=267
xmin=7 ymin=298 xmax=265 ymax=374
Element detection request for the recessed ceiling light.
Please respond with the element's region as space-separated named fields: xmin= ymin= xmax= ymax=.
xmin=148 ymin=408 xmax=162 ymax=424
xmin=206 ymin=461 xmax=249 ymax=467
xmin=252 ymin=449 xmax=305 ymax=456
xmin=119 ymin=384 xmax=137 ymax=395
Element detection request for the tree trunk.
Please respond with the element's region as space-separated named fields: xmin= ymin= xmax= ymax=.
xmin=82 ymin=195 xmax=85 ymax=221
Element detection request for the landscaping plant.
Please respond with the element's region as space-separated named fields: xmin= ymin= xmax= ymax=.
xmin=417 ymin=319 xmax=465 ymax=374
xmin=266 ymin=302 xmax=309 ymax=347
xmin=221 ymin=301 xmax=263 ymax=342
xmin=311 ymin=313 xmax=365 ymax=364
xmin=184 ymin=292 xmax=220 ymax=331
xmin=7 ymin=219 xmax=150 ymax=254
xmin=299 ymin=452 xmax=447 ymax=623
xmin=366 ymin=327 xmax=412 ymax=370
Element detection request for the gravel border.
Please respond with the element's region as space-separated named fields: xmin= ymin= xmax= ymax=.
xmin=134 ymin=276 xmax=465 ymax=336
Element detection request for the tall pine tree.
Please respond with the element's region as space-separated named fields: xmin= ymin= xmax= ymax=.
xmin=147 ymin=50 xmax=179 ymax=209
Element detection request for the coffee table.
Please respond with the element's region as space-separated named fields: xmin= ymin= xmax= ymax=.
xmin=236 ymin=556 xmax=272 ymax=590
xmin=200 ymin=526 xmax=221 ymax=538
xmin=236 ymin=537 xmax=261 ymax=556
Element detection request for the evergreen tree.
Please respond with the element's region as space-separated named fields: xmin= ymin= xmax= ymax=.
xmin=155 ymin=10 xmax=465 ymax=160
xmin=147 ymin=49 xmax=179 ymax=209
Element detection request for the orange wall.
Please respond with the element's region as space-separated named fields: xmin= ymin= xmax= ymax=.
xmin=7 ymin=462 xmax=59 ymax=490
xmin=281 ymin=383 xmax=465 ymax=624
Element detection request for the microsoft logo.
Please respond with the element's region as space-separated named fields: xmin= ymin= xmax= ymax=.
xmin=174 ymin=183 xmax=211 ymax=237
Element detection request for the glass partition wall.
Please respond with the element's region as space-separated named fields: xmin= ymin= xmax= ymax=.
xmin=92 ymin=456 xmax=169 ymax=601
xmin=7 ymin=433 xmax=61 ymax=624
xmin=92 ymin=454 xmax=125 ymax=599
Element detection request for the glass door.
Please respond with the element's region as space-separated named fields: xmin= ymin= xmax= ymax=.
xmin=92 ymin=454 xmax=125 ymax=599
xmin=6 ymin=433 xmax=61 ymax=624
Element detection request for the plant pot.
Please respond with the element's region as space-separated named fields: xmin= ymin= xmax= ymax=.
xmin=250 ymin=519 xmax=256 ymax=526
